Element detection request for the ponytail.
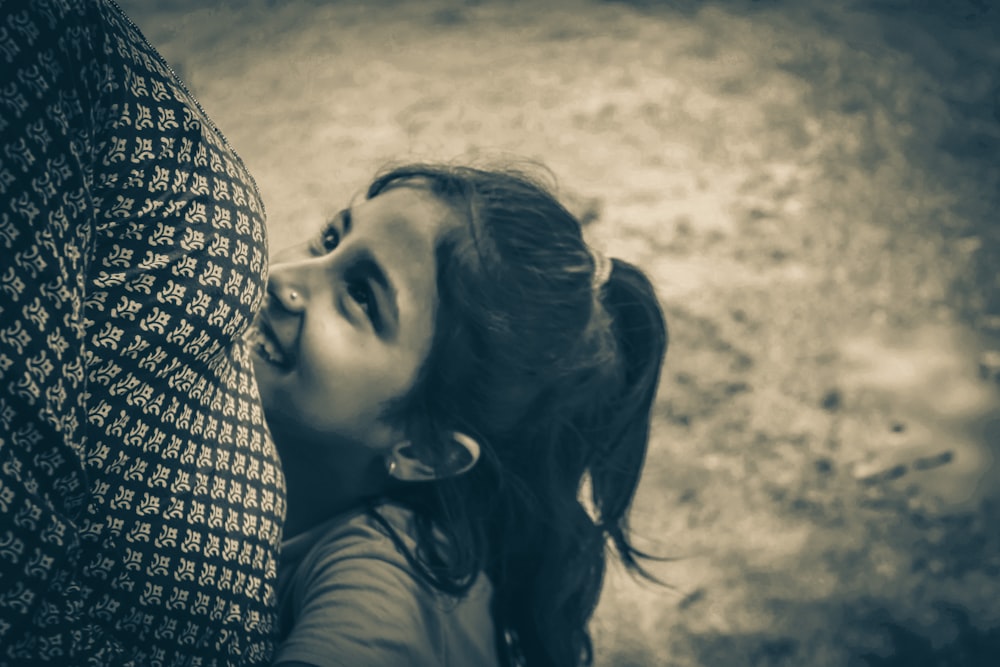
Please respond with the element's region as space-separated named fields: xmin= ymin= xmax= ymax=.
xmin=483 ymin=258 xmax=668 ymax=667
xmin=589 ymin=259 xmax=668 ymax=574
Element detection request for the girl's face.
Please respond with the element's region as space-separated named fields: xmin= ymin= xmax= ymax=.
xmin=250 ymin=185 xmax=459 ymax=454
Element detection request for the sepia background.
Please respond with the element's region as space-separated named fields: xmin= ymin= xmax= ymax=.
xmin=117 ymin=0 xmax=1000 ymax=664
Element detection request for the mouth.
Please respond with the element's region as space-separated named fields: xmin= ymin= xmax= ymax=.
xmin=248 ymin=313 xmax=293 ymax=369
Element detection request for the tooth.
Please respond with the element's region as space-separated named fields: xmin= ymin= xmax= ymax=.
xmin=263 ymin=336 xmax=282 ymax=364
xmin=250 ymin=324 xmax=285 ymax=366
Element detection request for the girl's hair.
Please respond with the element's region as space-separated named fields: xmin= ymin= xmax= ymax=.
xmin=372 ymin=163 xmax=668 ymax=667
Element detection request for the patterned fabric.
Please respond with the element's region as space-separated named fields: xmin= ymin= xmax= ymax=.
xmin=0 ymin=1 xmax=285 ymax=664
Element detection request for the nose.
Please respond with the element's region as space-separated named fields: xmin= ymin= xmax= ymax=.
xmin=267 ymin=239 xmax=343 ymax=315
xmin=267 ymin=263 xmax=309 ymax=315
xmin=274 ymin=283 xmax=305 ymax=313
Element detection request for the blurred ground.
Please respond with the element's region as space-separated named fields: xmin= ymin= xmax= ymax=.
xmin=118 ymin=0 xmax=1000 ymax=664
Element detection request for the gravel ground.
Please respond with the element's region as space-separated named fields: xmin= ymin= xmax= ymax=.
xmin=120 ymin=1 xmax=1000 ymax=664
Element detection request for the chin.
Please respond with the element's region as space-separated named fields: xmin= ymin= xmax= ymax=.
xmin=249 ymin=354 xmax=267 ymax=390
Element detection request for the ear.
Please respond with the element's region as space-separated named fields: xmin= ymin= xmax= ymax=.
xmin=385 ymin=432 xmax=481 ymax=482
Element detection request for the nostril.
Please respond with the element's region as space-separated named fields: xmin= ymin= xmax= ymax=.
xmin=267 ymin=283 xmax=306 ymax=313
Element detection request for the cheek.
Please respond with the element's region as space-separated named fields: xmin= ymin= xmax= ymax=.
xmin=293 ymin=322 xmax=427 ymax=437
xmin=295 ymin=353 xmax=380 ymax=427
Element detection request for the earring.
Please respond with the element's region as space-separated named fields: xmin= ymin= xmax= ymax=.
xmin=288 ymin=290 xmax=300 ymax=303
xmin=387 ymin=458 xmax=397 ymax=477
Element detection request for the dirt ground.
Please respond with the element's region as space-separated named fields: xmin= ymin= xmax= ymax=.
xmin=119 ymin=0 xmax=1000 ymax=664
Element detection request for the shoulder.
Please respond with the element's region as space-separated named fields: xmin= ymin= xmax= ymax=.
xmin=282 ymin=504 xmax=417 ymax=581
xmin=275 ymin=506 xmax=438 ymax=666
xmin=278 ymin=505 xmax=430 ymax=628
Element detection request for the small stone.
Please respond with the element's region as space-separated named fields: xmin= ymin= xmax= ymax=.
xmin=820 ymin=389 xmax=842 ymax=412
xmin=912 ymin=450 xmax=954 ymax=470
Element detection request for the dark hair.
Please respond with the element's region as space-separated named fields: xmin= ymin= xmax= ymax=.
xmin=371 ymin=163 xmax=668 ymax=667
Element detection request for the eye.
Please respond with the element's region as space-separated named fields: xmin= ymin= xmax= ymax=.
xmin=310 ymin=221 xmax=341 ymax=254
xmin=310 ymin=208 xmax=351 ymax=255
xmin=347 ymin=278 xmax=381 ymax=330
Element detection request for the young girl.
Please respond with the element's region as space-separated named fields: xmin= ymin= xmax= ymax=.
xmin=252 ymin=163 xmax=668 ymax=667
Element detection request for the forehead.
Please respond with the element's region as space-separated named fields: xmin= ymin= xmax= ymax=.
xmin=356 ymin=185 xmax=459 ymax=247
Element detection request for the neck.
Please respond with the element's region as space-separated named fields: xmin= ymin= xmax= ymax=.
xmin=280 ymin=442 xmax=388 ymax=540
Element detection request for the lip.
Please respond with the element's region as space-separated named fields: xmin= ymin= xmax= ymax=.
xmin=249 ymin=307 xmax=294 ymax=370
